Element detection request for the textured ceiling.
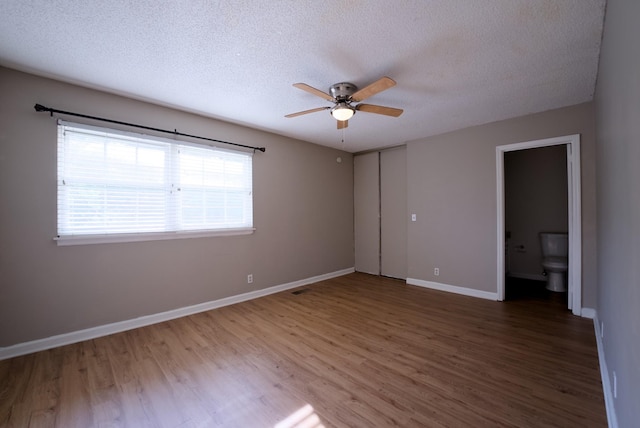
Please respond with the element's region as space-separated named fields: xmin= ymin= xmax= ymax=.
xmin=0 ymin=1 xmax=606 ymax=153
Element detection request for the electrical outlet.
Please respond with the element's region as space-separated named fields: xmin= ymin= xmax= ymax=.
xmin=613 ymin=371 xmax=617 ymax=399
xmin=247 ymin=274 xmax=253 ymax=284
xmin=411 ymin=214 xmax=417 ymax=222
xmin=434 ymin=268 xmax=440 ymax=276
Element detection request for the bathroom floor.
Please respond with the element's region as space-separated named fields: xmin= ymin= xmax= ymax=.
xmin=505 ymin=276 xmax=569 ymax=308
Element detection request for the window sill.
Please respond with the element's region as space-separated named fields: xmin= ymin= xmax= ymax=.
xmin=54 ymin=228 xmax=256 ymax=246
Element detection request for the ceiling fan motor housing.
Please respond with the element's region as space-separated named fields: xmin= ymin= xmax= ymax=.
xmin=330 ymin=82 xmax=357 ymax=102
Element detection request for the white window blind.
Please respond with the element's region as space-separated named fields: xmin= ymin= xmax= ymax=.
xmin=57 ymin=121 xmax=253 ymax=242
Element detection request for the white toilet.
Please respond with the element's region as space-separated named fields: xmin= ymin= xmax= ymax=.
xmin=539 ymin=232 xmax=568 ymax=292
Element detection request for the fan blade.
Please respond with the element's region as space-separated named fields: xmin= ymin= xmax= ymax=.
xmin=356 ymin=103 xmax=403 ymax=117
xmin=285 ymin=106 xmax=330 ymax=118
xmin=292 ymin=83 xmax=334 ymax=101
xmin=337 ymin=120 xmax=348 ymax=129
xmin=351 ymin=76 xmax=396 ymax=102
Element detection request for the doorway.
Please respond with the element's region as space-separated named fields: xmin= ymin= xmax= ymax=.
xmin=496 ymin=135 xmax=582 ymax=315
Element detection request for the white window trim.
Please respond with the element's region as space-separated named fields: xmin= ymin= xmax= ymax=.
xmin=55 ymin=227 xmax=256 ymax=246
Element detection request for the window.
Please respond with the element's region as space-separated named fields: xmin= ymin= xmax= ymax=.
xmin=56 ymin=121 xmax=253 ymax=245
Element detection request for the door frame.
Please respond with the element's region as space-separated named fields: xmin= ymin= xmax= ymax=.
xmin=496 ymin=134 xmax=582 ymax=315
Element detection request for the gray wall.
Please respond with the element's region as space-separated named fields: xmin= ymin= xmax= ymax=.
xmin=505 ymin=145 xmax=568 ymax=278
xmin=406 ymin=102 xmax=597 ymax=307
xmin=0 ymin=67 xmax=354 ymax=347
xmin=594 ymin=0 xmax=640 ymax=425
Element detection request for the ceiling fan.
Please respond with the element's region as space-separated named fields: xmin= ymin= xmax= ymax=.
xmin=285 ymin=76 xmax=403 ymax=129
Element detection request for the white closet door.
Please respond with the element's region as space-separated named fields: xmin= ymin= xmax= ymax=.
xmin=354 ymin=152 xmax=380 ymax=275
xmin=381 ymin=147 xmax=407 ymax=279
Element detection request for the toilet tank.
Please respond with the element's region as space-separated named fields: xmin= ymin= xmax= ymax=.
xmin=540 ymin=233 xmax=568 ymax=257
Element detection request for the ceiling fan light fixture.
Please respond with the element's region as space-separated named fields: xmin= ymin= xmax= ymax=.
xmin=331 ymin=103 xmax=355 ymax=121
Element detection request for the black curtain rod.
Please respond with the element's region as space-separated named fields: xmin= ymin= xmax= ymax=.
xmin=34 ymin=104 xmax=266 ymax=152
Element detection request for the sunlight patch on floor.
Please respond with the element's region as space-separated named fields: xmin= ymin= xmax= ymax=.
xmin=275 ymin=404 xmax=324 ymax=428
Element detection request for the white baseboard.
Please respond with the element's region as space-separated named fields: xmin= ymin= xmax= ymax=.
xmin=0 ymin=267 xmax=355 ymax=361
xmin=593 ymin=312 xmax=619 ymax=428
xmin=581 ymin=307 xmax=596 ymax=319
xmin=406 ymin=278 xmax=499 ymax=301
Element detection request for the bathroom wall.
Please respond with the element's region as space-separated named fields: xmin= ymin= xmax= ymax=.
xmin=505 ymin=145 xmax=568 ymax=279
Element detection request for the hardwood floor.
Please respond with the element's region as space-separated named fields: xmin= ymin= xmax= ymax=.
xmin=0 ymin=273 xmax=606 ymax=427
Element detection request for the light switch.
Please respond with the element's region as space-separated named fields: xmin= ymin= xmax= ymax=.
xmin=411 ymin=214 xmax=417 ymax=222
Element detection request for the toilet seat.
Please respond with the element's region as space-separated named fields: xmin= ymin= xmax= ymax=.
xmin=542 ymin=256 xmax=568 ymax=270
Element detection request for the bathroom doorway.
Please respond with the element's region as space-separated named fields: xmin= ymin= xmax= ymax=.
xmin=496 ymin=135 xmax=582 ymax=315
xmin=505 ymin=145 xmax=567 ymax=302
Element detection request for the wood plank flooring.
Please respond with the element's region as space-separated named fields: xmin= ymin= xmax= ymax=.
xmin=0 ymin=273 xmax=606 ymax=427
